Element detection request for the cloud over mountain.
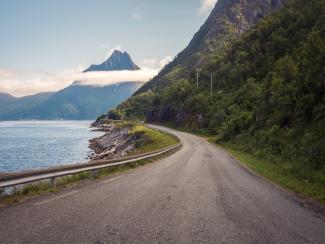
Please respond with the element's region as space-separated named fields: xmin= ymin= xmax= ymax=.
xmin=0 ymin=68 xmax=159 ymax=97
xmin=198 ymin=0 xmax=218 ymax=15
xmin=0 ymin=50 xmax=172 ymax=97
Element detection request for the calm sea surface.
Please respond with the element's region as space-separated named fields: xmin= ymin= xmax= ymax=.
xmin=0 ymin=121 xmax=104 ymax=172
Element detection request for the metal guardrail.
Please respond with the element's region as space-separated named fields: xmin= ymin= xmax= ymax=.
xmin=0 ymin=129 xmax=182 ymax=190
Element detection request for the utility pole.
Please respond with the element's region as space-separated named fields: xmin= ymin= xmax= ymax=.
xmin=196 ymin=68 xmax=199 ymax=89
xmin=210 ymin=74 xmax=213 ymax=94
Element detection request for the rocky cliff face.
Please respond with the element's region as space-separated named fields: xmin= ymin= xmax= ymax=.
xmin=183 ymin=0 xmax=286 ymax=55
xmin=135 ymin=0 xmax=286 ymax=94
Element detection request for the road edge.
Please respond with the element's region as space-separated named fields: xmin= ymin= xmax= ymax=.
xmin=210 ymin=141 xmax=325 ymax=217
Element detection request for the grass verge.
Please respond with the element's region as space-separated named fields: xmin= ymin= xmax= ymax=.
xmin=212 ymin=140 xmax=325 ymax=205
xmin=150 ymin=122 xmax=325 ymax=205
xmin=128 ymin=124 xmax=180 ymax=154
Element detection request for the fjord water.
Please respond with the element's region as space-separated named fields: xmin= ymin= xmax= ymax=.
xmin=0 ymin=121 xmax=103 ymax=172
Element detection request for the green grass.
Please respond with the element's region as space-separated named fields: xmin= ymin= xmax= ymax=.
xmin=128 ymin=124 xmax=180 ymax=154
xmin=0 ymin=162 xmax=139 ymax=206
xmin=215 ymin=141 xmax=325 ymax=205
xmin=0 ymin=181 xmax=58 ymax=205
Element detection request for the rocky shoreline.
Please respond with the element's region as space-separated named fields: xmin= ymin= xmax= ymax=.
xmin=89 ymin=122 xmax=139 ymax=161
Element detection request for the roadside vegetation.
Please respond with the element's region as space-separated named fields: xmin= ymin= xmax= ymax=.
xmin=153 ymin=122 xmax=325 ymax=204
xmin=128 ymin=124 xmax=179 ymax=154
xmin=101 ymin=0 xmax=325 ymax=204
xmin=220 ymin=142 xmax=325 ymax=205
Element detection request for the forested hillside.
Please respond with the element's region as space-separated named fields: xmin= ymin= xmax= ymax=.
xmin=102 ymin=0 xmax=325 ymax=201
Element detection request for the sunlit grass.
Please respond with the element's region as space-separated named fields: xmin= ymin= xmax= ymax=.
xmin=128 ymin=124 xmax=180 ymax=154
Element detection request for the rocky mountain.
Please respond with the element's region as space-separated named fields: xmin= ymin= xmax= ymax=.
xmin=135 ymin=0 xmax=286 ymax=94
xmin=84 ymin=50 xmax=140 ymax=72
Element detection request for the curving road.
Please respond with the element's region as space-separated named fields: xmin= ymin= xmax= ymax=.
xmin=0 ymin=125 xmax=324 ymax=243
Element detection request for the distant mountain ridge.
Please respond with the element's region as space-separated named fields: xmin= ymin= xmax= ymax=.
xmin=84 ymin=50 xmax=140 ymax=72
xmin=0 ymin=50 xmax=145 ymax=120
xmin=0 ymin=92 xmax=17 ymax=104
xmin=28 ymin=82 xmax=144 ymax=120
xmin=0 ymin=82 xmax=144 ymax=121
xmin=0 ymin=92 xmax=55 ymax=120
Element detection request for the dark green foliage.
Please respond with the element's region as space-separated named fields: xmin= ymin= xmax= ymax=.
xmin=115 ymin=91 xmax=156 ymax=120
xmin=106 ymin=109 xmax=123 ymax=120
xmin=114 ymin=0 xmax=325 ymax=181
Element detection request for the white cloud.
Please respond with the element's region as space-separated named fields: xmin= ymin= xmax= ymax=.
xmin=159 ymin=56 xmax=173 ymax=68
xmin=139 ymin=56 xmax=173 ymax=70
xmin=73 ymin=69 xmax=158 ymax=86
xmin=0 ymin=54 xmax=174 ymax=97
xmin=139 ymin=59 xmax=159 ymax=69
xmin=197 ymin=0 xmax=218 ymax=16
xmin=0 ymin=68 xmax=159 ymax=97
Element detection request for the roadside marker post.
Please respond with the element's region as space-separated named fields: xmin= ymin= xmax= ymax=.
xmin=196 ymin=68 xmax=199 ymax=89
xmin=211 ymin=74 xmax=213 ymax=94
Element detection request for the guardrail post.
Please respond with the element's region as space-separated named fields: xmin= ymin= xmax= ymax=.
xmin=0 ymin=187 xmax=4 ymax=198
xmin=91 ymin=169 xmax=98 ymax=179
xmin=49 ymin=177 xmax=57 ymax=188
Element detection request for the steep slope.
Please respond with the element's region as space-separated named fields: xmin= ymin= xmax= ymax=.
xmin=105 ymin=0 xmax=286 ymax=120
xmin=84 ymin=50 xmax=140 ymax=72
xmin=135 ymin=0 xmax=285 ymax=94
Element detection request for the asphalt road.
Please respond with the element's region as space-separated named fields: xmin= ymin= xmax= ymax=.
xmin=0 ymin=125 xmax=324 ymax=244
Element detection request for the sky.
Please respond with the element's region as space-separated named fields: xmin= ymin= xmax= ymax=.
xmin=0 ymin=0 xmax=218 ymax=96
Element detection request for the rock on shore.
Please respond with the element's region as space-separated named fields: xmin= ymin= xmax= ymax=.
xmin=89 ymin=123 xmax=138 ymax=160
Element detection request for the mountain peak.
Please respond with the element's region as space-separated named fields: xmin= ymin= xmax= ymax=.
xmin=84 ymin=50 xmax=140 ymax=72
xmin=112 ymin=50 xmax=124 ymax=55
